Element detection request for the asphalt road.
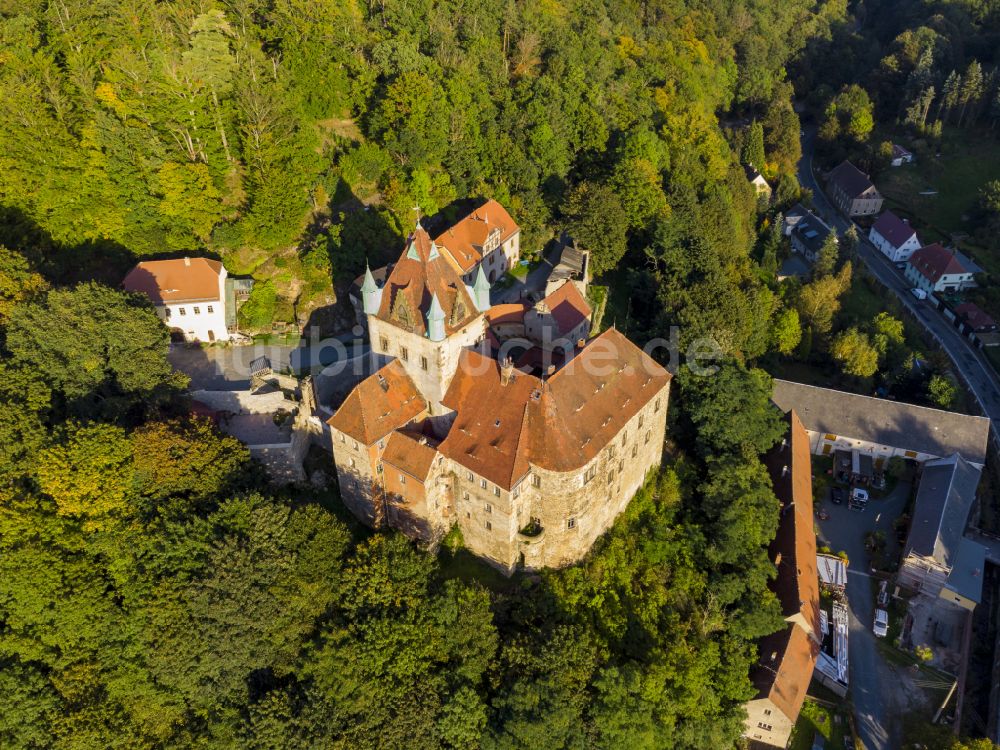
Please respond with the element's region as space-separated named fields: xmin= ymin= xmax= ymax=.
xmin=816 ymin=481 xmax=913 ymax=750
xmin=798 ymin=128 xmax=1000 ymax=440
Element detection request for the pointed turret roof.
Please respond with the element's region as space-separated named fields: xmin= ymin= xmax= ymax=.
xmin=361 ymin=263 xmax=378 ymax=293
xmin=427 ymin=292 xmax=445 ymax=321
xmin=375 ymin=225 xmax=480 ymax=336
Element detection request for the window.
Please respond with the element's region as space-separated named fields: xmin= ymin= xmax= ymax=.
xmin=494 ymin=486 xmax=500 ymax=497
xmin=380 ymin=336 xmax=389 ymax=351
xmin=340 ymin=433 xmax=346 ymax=442
xmin=193 ymin=306 xmax=200 ymax=315
xmin=638 ymin=414 xmax=644 ymax=428
xmin=757 ymin=722 xmax=772 ymax=731
xmin=485 ymin=503 xmax=492 ymax=514
xmin=400 ymin=346 xmax=409 ymax=361
xmin=378 ymin=439 xmax=385 ymax=449
xmin=567 ymin=518 xmax=576 ymax=529
xmin=178 ymin=307 xmax=186 ymax=316
xmin=531 ymin=474 xmax=541 ymax=488
xmin=654 ymin=398 xmax=661 ymax=413
xmin=207 ymin=305 xmax=213 ymax=313
xmin=631 ymin=444 xmax=637 ymax=458
xmin=480 ymin=479 xmax=487 ymax=489
xmin=399 ymin=474 xmax=406 ymax=484
xmin=513 ymin=484 xmax=520 ymax=498
xmin=463 ymin=492 xmax=470 ymax=501
xmin=763 ymin=709 xmax=772 ymax=717
xmin=618 ymin=459 xmax=624 ymax=474
xmin=349 ymin=458 xmax=356 ymax=468
xmin=645 ymin=431 xmax=651 ymax=445
xmin=485 ymin=520 xmax=492 ymax=531
xmin=607 ymin=470 xmax=615 ymax=485
xmin=467 ymin=471 xmax=474 ymax=481
xmin=622 ymin=430 xmax=628 ymax=445
xmin=420 ymin=356 xmax=428 ymax=371
xmin=583 ymin=466 xmax=597 ymax=485
xmin=353 ymin=440 xmax=358 ymax=449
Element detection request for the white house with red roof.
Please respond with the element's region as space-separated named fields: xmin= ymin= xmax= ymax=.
xmin=905 ymin=244 xmax=982 ymax=294
xmin=123 ymin=257 xmax=229 ymax=342
xmin=869 ymin=211 xmax=921 ymax=263
xmin=434 ymin=199 xmax=521 ymax=285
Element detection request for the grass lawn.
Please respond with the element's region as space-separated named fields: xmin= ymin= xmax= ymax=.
xmin=877 ymin=130 xmax=1000 ymax=274
xmin=789 ymin=697 xmax=849 ymax=750
xmin=508 ymin=260 xmax=532 ymax=281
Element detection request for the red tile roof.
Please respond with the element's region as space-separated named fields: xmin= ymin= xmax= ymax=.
xmin=123 ymin=257 xmax=223 ymax=304
xmin=381 ymin=430 xmax=438 ymax=481
xmin=766 ymin=410 xmax=821 ymax=635
xmin=542 ymin=282 xmax=592 ymax=335
xmin=376 ymin=225 xmax=480 ymax=336
xmin=439 ymin=328 xmax=671 ymax=488
xmin=327 ymin=360 xmax=426 ymax=445
xmin=909 ymin=243 xmax=972 ymax=283
xmin=871 ymin=211 xmax=917 ymax=249
xmin=485 ymin=302 xmax=529 ymax=326
xmin=435 ymin=199 xmax=520 ymax=273
xmin=752 ymin=622 xmax=821 ymax=721
xmin=956 ymin=302 xmax=995 ymax=331
xmin=752 ymin=410 xmax=821 ymax=724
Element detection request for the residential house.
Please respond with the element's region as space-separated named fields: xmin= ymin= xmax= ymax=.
xmin=906 ymin=244 xmax=982 ymax=294
xmin=869 ymin=211 xmax=921 ymax=263
xmin=746 ymin=164 xmax=772 ymax=200
xmin=891 ymin=144 xmax=914 ymax=167
xmin=897 ymin=453 xmax=987 ymax=610
xmin=826 ymin=160 xmax=883 ymax=217
xmin=330 ymin=221 xmax=671 ymax=574
xmin=955 ymin=302 xmax=997 ymax=334
xmin=771 ymin=379 xmax=990 ymax=467
xmin=745 ymin=411 xmax=821 ymax=749
xmin=123 ymin=257 xmax=229 ymax=343
xmin=790 ymin=211 xmax=836 ymax=264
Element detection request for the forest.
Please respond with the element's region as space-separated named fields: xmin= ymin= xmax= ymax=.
xmin=2 ymin=0 xmax=995 ymax=746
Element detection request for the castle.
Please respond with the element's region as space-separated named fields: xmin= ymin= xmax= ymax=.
xmin=328 ymin=204 xmax=671 ymax=573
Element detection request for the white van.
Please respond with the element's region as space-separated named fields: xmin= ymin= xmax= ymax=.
xmin=873 ymin=608 xmax=889 ymax=637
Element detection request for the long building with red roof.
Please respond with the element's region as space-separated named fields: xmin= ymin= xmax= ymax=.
xmin=329 ymin=212 xmax=670 ymax=572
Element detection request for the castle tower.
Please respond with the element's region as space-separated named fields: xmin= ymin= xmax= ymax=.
xmin=366 ymin=224 xmax=488 ymax=414
xmin=361 ymin=263 xmax=383 ymax=315
xmin=472 ymin=265 xmax=491 ymax=312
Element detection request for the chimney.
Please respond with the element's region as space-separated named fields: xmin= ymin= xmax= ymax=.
xmin=577 ymin=338 xmax=585 ymax=349
xmin=500 ymin=357 xmax=514 ymax=386
xmin=183 ymin=257 xmax=191 ymax=266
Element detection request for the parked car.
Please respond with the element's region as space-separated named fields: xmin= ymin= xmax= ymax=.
xmin=910 ymin=287 xmax=928 ymax=300
xmin=873 ymin=608 xmax=889 ymax=638
xmin=849 ymin=487 xmax=869 ymax=511
xmin=831 ymin=487 xmax=845 ymax=504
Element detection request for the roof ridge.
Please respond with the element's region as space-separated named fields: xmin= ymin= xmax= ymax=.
xmin=773 ymin=379 xmax=991 ymax=423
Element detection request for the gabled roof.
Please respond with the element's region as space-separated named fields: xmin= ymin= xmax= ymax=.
xmin=765 ymin=411 xmax=821 ymax=637
xmin=751 ymin=623 xmax=820 ymax=723
xmin=123 ymin=257 xmax=224 ymax=304
xmin=908 ymin=244 xmax=981 ymax=283
xmin=772 ymin=379 xmax=990 ymax=465
xmin=376 ymin=225 xmax=480 ymax=336
xmin=828 ymin=160 xmax=878 ymax=199
xmin=871 ymin=211 xmax=917 ymax=249
xmin=542 ymin=281 xmax=591 ymax=335
xmin=381 ymin=430 xmax=438 ymax=481
xmin=439 ymin=328 xmax=671 ymax=488
xmin=955 ymin=302 xmax=996 ymax=331
xmin=892 ymin=144 xmax=912 ymax=158
xmin=327 ymin=360 xmax=426 ymax=445
xmin=434 ymin=199 xmax=520 ymax=273
xmin=792 ymin=215 xmax=835 ymax=255
xmin=904 ymin=453 xmax=982 ymax=569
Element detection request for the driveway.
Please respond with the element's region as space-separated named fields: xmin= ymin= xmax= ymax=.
xmin=816 ymin=479 xmax=912 ymax=750
xmin=798 ymin=127 xmax=1000 ymax=443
